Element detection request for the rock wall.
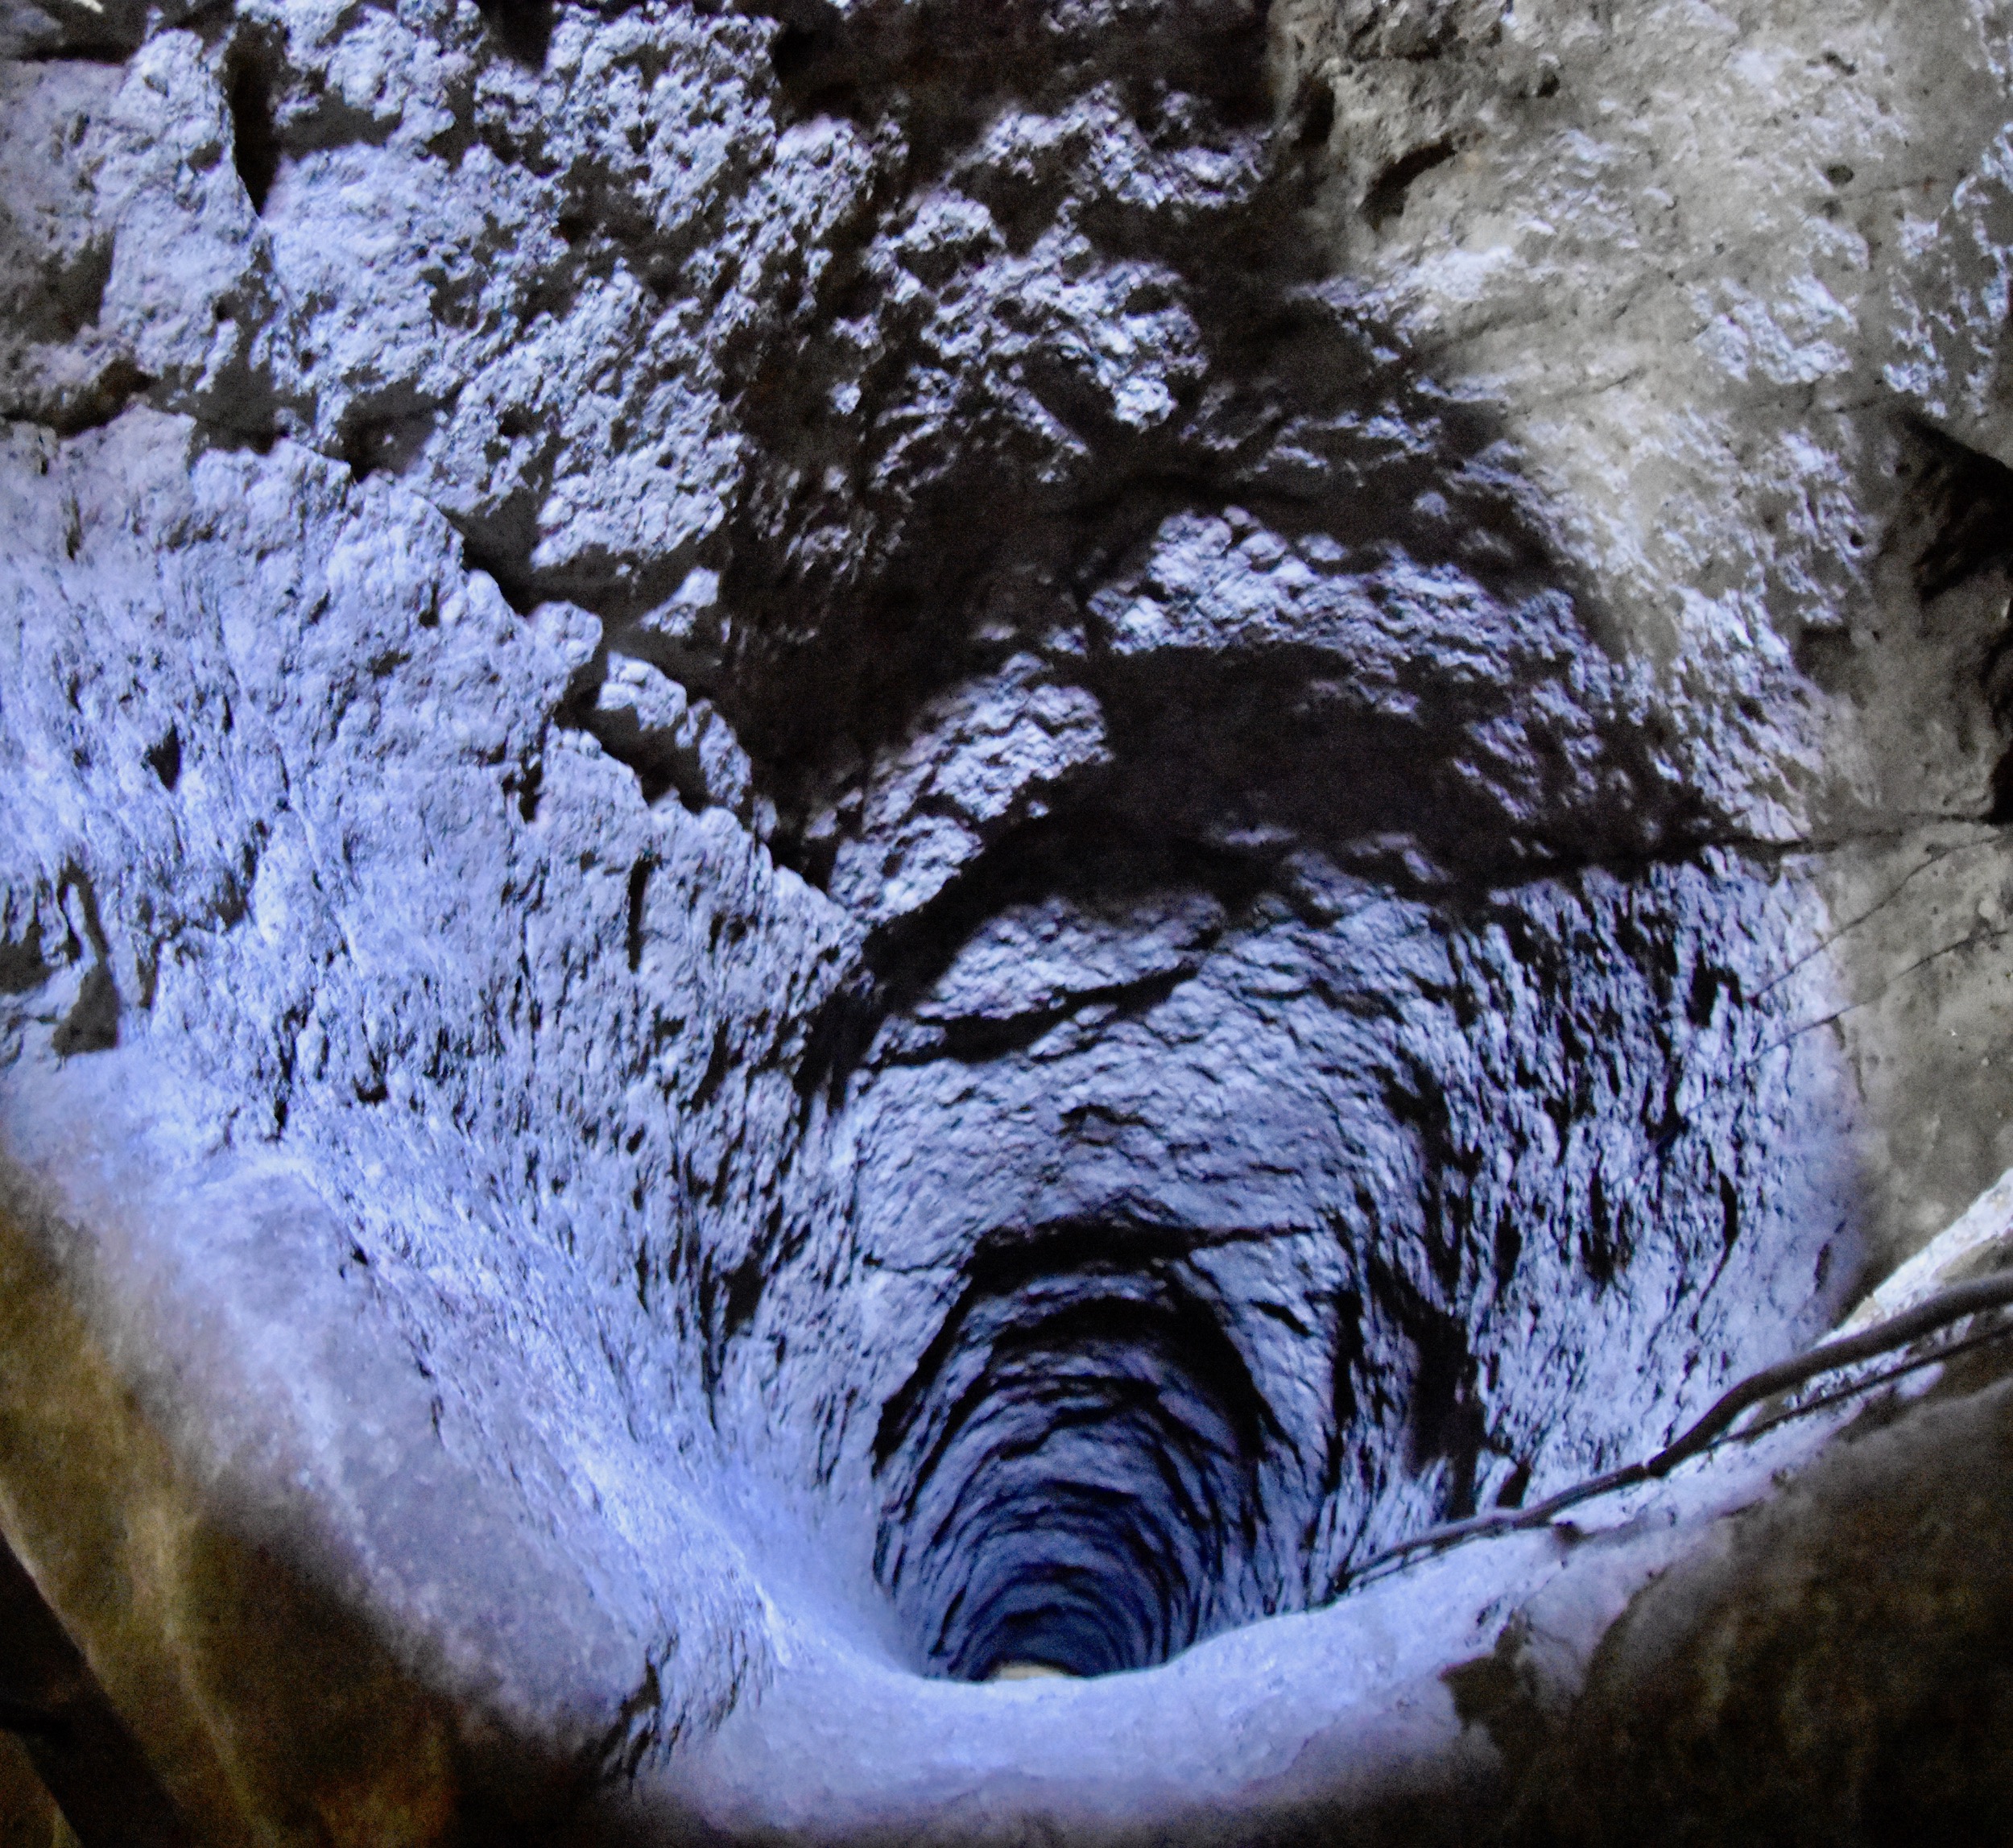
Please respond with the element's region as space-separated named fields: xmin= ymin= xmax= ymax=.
xmin=3 ymin=0 xmax=2013 ymax=1841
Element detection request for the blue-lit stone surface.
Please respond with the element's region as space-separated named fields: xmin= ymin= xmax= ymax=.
xmin=4 ymin=0 xmax=2013 ymax=1839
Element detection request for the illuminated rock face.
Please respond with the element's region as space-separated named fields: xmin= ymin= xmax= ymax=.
xmin=2 ymin=1 xmax=2013 ymax=1841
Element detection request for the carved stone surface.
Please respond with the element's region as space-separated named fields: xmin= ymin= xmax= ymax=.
xmin=3 ymin=0 xmax=2013 ymax=1841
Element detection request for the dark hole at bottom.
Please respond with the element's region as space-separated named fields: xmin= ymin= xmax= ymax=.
xmin=874 ymin=1238 xmax=1290 ymax=1682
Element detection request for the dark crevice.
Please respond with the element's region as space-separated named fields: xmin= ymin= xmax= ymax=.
xmin=23 ymin=359 xmax=154 ymax=439
xmin=51 ymin=965 xmax=119 ymax=1056
xmin=1362 ymin=138 xmax=1457 ymax=228
xmin=1989 ymin=749 xmax=2013 ymax=826
xmin=10 ymin=41 xmax=137 ymax=63
xmin=451 ymin=529 xmax=543 ymax=617
xmin=768 ymin=22 xmax=829 ymax=85
xmin=509 ymin=756 xmax=544 ymax=823
xmin=146 ymin=726 xmax=182 ymax=792
xmin=1908 ymin=419 xmax=2013 ymax=600
xmin=1891 ymin=421 xmax=2013 ymax=821
xmin=721 ymin=1252 xmax=765 ymax=1340
xmin=624 ymin=858 xmax=651 ymax=972
xmin=690 ymin=1023 xmax=732 ymax=1110
xmin=0 ymin=924 xmax=51 ymax=996
xmin=476 ymin=0 xmax=556 ymax=69
xmin=338 ymin=405 xmax=447 ymax=485
xmin=896 ymin=966 xmax=1190 ymax=1066
xmin=49 ymin=242 xmax=112 ymax=344
xmin=1294 ymin=79 xmax=1336 ymax=151
xmin=225 ymin=54 xmax=279 ymax=214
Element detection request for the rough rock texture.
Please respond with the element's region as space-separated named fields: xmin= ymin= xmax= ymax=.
xmin=3 ymin=0 xmax=2013 ymax=1841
